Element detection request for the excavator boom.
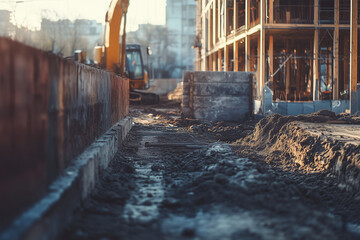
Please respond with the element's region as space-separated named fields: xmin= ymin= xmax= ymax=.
xmin=104 ymin=0 xmax=129 ymax=73
xmin=95 ymin=0 xmax=157 ymax=104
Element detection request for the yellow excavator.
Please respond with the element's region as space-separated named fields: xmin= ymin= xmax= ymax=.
xmin=94 ymin=0 xmax=158 ymax=103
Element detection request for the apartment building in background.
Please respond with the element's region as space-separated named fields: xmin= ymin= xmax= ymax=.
xmin=167 ymin=0 xmax=197 ymax=77
xmin=0 ymin=10 xmax=12 ymax=37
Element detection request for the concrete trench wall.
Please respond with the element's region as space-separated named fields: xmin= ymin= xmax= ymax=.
xmin=257 ymin=84 xmax=360 ymax=116
xmin=0 ymin=38 xmax=129 ymax=230
xmin=182 ymin=71 xmax=254 ymax=122
xmin=266 ymin=100 xmax=350 ymax=115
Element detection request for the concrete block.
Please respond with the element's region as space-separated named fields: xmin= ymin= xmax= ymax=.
xmin=182 ymin=71 xmax=253 ymax=121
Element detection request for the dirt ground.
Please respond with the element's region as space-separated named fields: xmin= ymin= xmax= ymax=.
xmin=61 ymin=100 xmax=360 ymax=240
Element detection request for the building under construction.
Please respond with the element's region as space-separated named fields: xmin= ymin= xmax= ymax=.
xmin=194 ymin=0 xmax=360 ymax=114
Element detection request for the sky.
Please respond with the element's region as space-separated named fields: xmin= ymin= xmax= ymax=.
xmin=0 ymin=0 xmax=167 ymax=31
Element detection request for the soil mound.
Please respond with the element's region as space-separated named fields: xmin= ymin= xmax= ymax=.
xmin=235 ymin=111 xmax=360 ymax=191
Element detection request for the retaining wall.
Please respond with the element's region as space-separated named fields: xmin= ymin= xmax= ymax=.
xmin=0 ymin=38 xmax=129 ymax=230
xmin=182 ymin=71 xmax=254 ymax=122
xmin=269 ymin=100 xmax=350 ymax=115
xmin=258 ymin=84 xmax=360 ymax=116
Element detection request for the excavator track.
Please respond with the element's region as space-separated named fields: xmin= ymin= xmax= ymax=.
xmin=130 ymin=90 xmax=160 ymax=105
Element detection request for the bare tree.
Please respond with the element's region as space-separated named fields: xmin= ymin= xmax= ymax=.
xmin=127 ymin=24 xmax=178 ymax=78
xmin=38 ymin=13 xmax=92 ymax=57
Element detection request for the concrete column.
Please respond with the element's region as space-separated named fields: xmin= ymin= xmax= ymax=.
xmin=210 ymin=53 xmax=214 ymax=71
xmin=218 ymin=49 xmax=223 ymax=71
xmin=206 ymin=53 xmax=210 ymax=72
xmin=260 ymin=31 xmax=266 ymax=100
xmin=344 ymin=34 xmax=350 ymax=92
xmin=313 ymin=1 xmax=319 ymax=101
xmin=215 ymin=53 xmax=218 ymax=71
xmin=213 ymin=2 xmax=216 ymax=46
xmin=215 ymin=0 xmax=218 ymax=42
xmin=257 ymin=36 xmax=261 ymax=99
xmin=269 ymin=0 xmax=274 ymax=23
xmin=269 ymin=35 xmax=274 ymax=83
xmin=252 ymin=41 xmax=257 ymax=99
xmin=214 ymin=53 xmax=217 ymax=71
xmin=225 ymin=0 xmax=228 ymax=35
xmin=234 ymin=0 xmax=237 ymax=30
xmin=202 ymin=0 xmax=207 ymax=71
xmin=286 ymin=40 xmax=291 ymax=100
xmin=245 ymin=36 xmax=251 ymax=72
xmin=234 ymin=41 xmax=239 ymax=71
xmin=207 ymin=54 xmax=210 ymax=71
xmin=314 ymin=0 xmax=319 ymax=33
xmin=261 ymin=0 xmax=266 ymax=24
xmin=350 ymin=0 xmax=358 ymax=113
xmin=333 ymin=0 xmax=339 ymax=100
xmin=218 ymin=0 xmax=221 ymax=39
xmin=224 ymin=45 xmax=228 ymax=71
xmin=259 ymin=0 xmax=266 ymax=103
xmin=270 ymin=35 xmax=276 ymax=98
xmin=313 ymin=30 xmax=319 ymax=101
xmin=207 ymin=11 xmax=211 ymax=51
xmin=295 ymin=45 xmax=302 ymax=101
xmin=245 ymin=0 xmax=250 ymax=30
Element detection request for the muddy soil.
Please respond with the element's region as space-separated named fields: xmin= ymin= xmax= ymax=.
xmin=61 ymin=102 xmax=360 ymax=240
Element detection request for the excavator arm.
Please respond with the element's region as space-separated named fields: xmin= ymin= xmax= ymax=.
xmin=103 ymin=0 xmax=129 ymax=74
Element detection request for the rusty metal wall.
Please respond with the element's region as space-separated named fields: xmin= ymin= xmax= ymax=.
xmin=0 ymin=38 xmax=129 ymax=230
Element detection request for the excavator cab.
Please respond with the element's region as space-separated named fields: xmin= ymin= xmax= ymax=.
xmin=125 ymin=44 xmax=149 ymax=90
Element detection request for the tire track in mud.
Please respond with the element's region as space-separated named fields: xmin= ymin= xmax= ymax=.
xmin=122 ymin=134 xmax=165 ymax=223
